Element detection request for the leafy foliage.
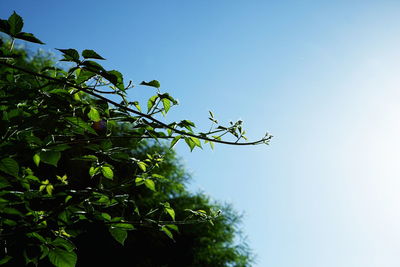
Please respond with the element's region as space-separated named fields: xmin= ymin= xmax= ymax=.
xmin=0 ymin=11 xmax=270 ymax=266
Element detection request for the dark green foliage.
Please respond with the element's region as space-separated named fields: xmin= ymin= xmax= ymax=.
xmin=0 ymin=12 xmax=43 ymax=44
xmin=0 ymin=11 xmax=268 ymax=267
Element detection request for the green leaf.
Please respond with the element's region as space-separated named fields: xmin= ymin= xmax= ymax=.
xmin=102 ymin=70 xmax=124 ymax=90
xmin=28 ymin=232 xmax=47 ymax=243
xmin=166 ymin=224 xmax=179 ymax=232
xmin=39 ymin=151 xmax=61 ymax=167
xmin=152 ymin=174 xmax=165 ymax=180
xmin=170 ymin=135 xmax=181 ymax=149
xmin=141 ymin=80 xmax=160 ymax=88
xmin=159 ymin=93 xmax=178 ymax=104
xmin=0 ymin=19 xmax=10 ymax=34
xmin=113 ymin=223 xmax=135 ymax=230
xmin=76 ymin=69 xmax=96 ymax=84
xmin=135 ymin=177 xmax=144 ymax=185
xmin=51 ymin=144 xmax=71 ymax=152
xmin=0 ymin=176 xmax=11 ymax=189
xmin=147 ymin=95 xmax=158 ymax=112
xmin=109 ymin=228 xmax=127 ymax=246
xmin=40 ymin=245 xmax=50 ymax=260
xmin=89 ymin=166 xmax=99 ymax=177
xmin=160 ymin=226 xmax=174 ymax=240
xmin=131 ymin=101 xmax=141 ymax=112
xmin=82 ymin=49 xmax=105 ymax=60
xmin=14 ymin=32 xmax=44 ymax=44
xmin=65 ymin=195 xmax=73 ymax=203
xmin=178 ymin=120 xmax=195 ymax=132
xmin=74 ymin=155 xmax=98 ymax=162
xmin=137 ymin=162 xmax=147 ymax=172
xmin=184 ymin=137 xmax=196 ymax=151
xmin=101 ymin=166 xmax=114 ymax=179
xmin=209 ymin=141 xmax=215 ymax=150
xmin=46 ymin=184 xmax=54 ymax=195
xmin=48 ymin=248 xmax=77 ymax=267
xmin=8 ymin=11 xmax=23 ymax=36
xmin=2 ymin=207 xmax=23 ymax=216
xmin=101 ymin=212 xmax=111 ymax=221
xmin=56 ymin=174 xmax=68 ymax=184
xmin=144 ymin=179 xmax=156 ymax=191
xmin=88 ymin=107 xmax=101 ymax=122
xmin=65 ymin=117 xmax=97 ymax=135
xmin=0 ymin=158 xmax=19 ymax=177
xmin=56 ymin=49 xmax=80 ymax=62
xmin=81 ymin=60 xmax=105 ymax=72
xmin=162 ymin=98 xmax=171 ymax=113
xmin=190 ymin=137 xmax=202 ymax=148
xmin=0 ymin=255 xmax=12 ymax=265
xmin=51 ymin=238 xmax=75 ymax=252
xmin=3 ymin=219 xmax=17 ymax=226
xmin=165 ymin=207 xmax=175 ymax=221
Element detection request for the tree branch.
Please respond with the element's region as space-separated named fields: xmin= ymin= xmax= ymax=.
xmin=0 ymin=61 xmax=271 ymax=146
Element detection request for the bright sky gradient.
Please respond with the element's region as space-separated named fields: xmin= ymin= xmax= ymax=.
xmin=2 ymin=1 xmax=400 ymax=266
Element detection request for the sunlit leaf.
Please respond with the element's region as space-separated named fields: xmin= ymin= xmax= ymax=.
xmin=135 ymin=177 xmax=144 ymax=185
xmin=88 ymin=107 xmax=101 ymax=122
xmin=137 ymin=161 xmax=147 ymax=172
xmin=184 ymin=137 xmax=196 ymax=151
xmin=46 ymin=184 xmax=54 ymax=195
xmin=162 ymin=98 xmax=171 ymax=113
xmin=169 ymin=135 xmax=181 ymax=149
xmin=89 ymin=167 xmax=99 ymax=177
xmin=190 ymin=137 xmax=202 ymax=148
xmin=101 ymin=166 xmax=114 ymax=179
xmin=165 ymin=207 xmax=175 ymax=221
xmin=144 ymin=179 xmax=155 ymax=191
xmin=160 ymin=226 xmax=173 ymax=240
xmin=131 ymin=101 xmax=141 ymax=112
xmin=147 ymin=95 xmax=158 ymax=112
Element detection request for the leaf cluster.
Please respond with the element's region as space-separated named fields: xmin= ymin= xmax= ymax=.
xmin=0 ymin=12 xmax=265 ymax=267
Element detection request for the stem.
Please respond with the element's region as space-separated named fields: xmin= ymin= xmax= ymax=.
xmin=9 ymin=38 xmax=15 ymax=52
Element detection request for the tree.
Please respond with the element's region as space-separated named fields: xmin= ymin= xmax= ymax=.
xmin=0 ymin=12 xmax=270 ymax=266
xmin=73 ymin=143 xmax=253 ymax=267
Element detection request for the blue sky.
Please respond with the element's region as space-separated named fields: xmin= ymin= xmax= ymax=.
xmin=2 ymin=1 xmax=400 ymax=266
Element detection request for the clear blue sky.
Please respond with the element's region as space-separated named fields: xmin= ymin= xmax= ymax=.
xmin=2 ymin=1 xmax=400 ymax=266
